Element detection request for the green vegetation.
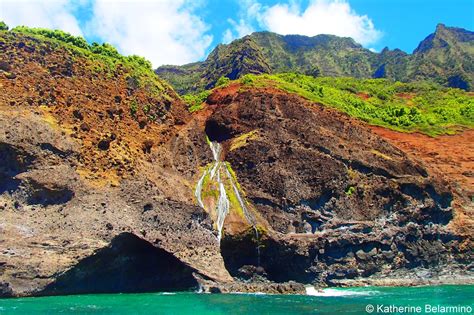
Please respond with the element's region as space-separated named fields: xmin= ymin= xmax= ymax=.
xmin=143 ymin=103 xmax=151 ymax=114
xmin=198 ymin=163 xmax=246 ymax=219
xmin=0 ymin=21 xmax=9 ymax=31
xmin=155 ymin=63 xmax=204 ymax=95
xmin=238 ymin=73 xmax=474 ymax=136
xmin=12 ymin=26 xmax=90 ymax=49
xmin=157 ymin=36 xmax=271 ymax=94
xmin=225 ymin=162 xmax=244 ymax=193
xmin=182 ymin=90 xmax=211 ymax=113
xmin=225 ymin=180 xmax=245 ymax=218
xmin=230 ymin=130 xmax=259 ymax=151
xmin=216 ymin=76 xmax=231 ymax=87
xmin=346 ymin=186 xmax=356 ymax=196
xmin=200 ymin=166 xmax=219 ymax=200
xmin=130 ymin=100 xmax=138 ymax=117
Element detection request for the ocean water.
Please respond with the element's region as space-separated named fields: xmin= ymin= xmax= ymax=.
xmin=0 ymin=285 xmax=473 ymax=314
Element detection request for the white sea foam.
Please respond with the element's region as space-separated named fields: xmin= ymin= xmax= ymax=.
xmin=233 ymin=292 xmax=267 ymax=296
xmin=305 ymin=287 xmax=379 ymax=297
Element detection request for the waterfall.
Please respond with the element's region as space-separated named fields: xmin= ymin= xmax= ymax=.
xmin=195 ymin=169 xmax=208 ymax=209
xmin=216 ymin=180 xmax=230 ymax=242
xmin=224 ymin=167 xmax=254 ymax=225
xmin=194 ymin=142 xmax=230 ymax=242
xmin=195 ymin=140 xmax=261 ymax=264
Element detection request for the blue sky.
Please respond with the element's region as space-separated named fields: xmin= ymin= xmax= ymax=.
xmin=1 ymin=0 xmax=473 ymax=66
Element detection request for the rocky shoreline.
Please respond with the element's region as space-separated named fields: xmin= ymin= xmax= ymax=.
xmin=3 ymin=270 xmax=473 ymax=298
xmin=195 ymin=264 xmax=474 ymax=295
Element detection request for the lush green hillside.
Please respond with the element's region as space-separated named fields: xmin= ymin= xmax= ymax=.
xmin=186 ymin=74 xmax=474 ymax=136
xmin=157 ymin=24 xmax=474 ymax=94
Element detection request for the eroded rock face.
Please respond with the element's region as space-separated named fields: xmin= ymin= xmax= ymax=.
xmin=0 ymin=109 xmax=231 ymax=296
xmin=0 ymin=30 xmax=472 ymax=296
xmin=0 ymin=31 xmax=231 ymax=296
xmin=203 ymin=87 xmax=472 ymax=285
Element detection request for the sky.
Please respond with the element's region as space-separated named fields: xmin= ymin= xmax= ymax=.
xmin=1 ymin=0 xmax=473 ymax=67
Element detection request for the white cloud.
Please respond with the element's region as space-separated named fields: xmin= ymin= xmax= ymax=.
xmin=222 ymin=0 xmax=262 ymax=44
xmin=259 ymin=0 xmax=381 ymax=46
xmin=0 ymin=0 xmax=381 ymax=66
xmin=0 ymin=0 xmax=213 ymax=67
xmin=86 ymin=0 xmax=213 ymax=67
xmin=0 ymin=0 xmax=83 ymax=36
xmin=222 ymin=18 xmax=255 ymax=43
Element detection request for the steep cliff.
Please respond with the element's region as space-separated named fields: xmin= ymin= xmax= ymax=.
xmin=198 ymin=85 xmax=472 ymax=286
xmin=0 ymin=27 xmax=232 ymax=296
xmin=0 ymin=26 xmax=472 ymax=297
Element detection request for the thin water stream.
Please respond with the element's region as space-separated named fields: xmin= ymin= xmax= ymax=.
xmin=195 ymin=141 xmax=260 ymax=261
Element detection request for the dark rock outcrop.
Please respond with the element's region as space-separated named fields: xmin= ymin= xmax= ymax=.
xmin=201 ymin=86 xmax=472 ymax=286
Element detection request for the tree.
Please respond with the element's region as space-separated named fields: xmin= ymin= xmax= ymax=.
xmin=305 ymin=65 xmax=321 ymax=78
xmin=0 ymin=21 xmax=8 ymax=31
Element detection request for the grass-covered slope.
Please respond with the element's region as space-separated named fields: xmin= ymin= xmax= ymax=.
xmin=186 ymin=74 xmax=474 ymax=136
xmin=245 ymin=74 xmax=474 ymax=136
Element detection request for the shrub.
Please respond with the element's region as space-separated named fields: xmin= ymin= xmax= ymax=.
xmin=90 ymin=42 xmax=121 ymax=59
xmin=346 ymin=186 xmax=356 ymax=196
xmin=130 ymin=100 xmax=138 ymax=117
xmin=216 ymin=76 xmax=230 ymax=87
xmin=143 ymin=104 xmax=151 ymax=114
xmin=182 ymin=90 xmax=211 ymax=113
xmin=241 ymin=74 xmax=254 ymax=85
xmin=12 ymin=27 xmax=90 ymax=50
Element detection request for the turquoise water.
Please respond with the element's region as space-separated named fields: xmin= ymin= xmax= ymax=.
xmin=0 ymin=285 xmax=473 ymax=314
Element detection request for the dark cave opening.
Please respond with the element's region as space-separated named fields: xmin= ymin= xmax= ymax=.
xmin=40 ymin=233 xmax=199 ymax=296
xmin=205 ymin=119 xmax=233 ymax=142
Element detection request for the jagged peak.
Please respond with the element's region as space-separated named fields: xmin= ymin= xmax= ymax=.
xmin=379 ymin=46 xmax=407 ymax=57
xmin=156 ymin=25 xmax=473 ymax=93
xmin=436 ymin=23 xmax=447 ymax=32
xmin=414 ymin=23 xmax=474 ymax=53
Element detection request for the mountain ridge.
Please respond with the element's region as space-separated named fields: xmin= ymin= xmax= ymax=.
xmin=156 ymin=24 xmax=474 ymax=94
